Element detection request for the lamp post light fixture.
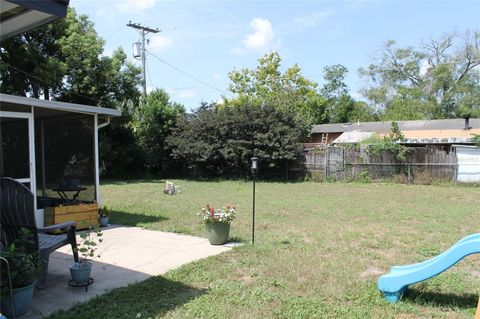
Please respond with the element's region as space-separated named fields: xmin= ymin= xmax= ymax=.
xmin=251 ymin=157 xmax=259 ymax=174
xmin=250 ymin=157 xmax=258 ymax=245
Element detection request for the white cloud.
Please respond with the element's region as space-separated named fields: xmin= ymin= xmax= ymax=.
xmin=234 ymin=18 xmax=280 ymax=54
xmin=116 ymin=0 xmax=156 ymax=12
xmin=148 ymin=34 xmax=174 ymax=53
xmin=213 ymin=73 xmax=221 ymax=80
xmin=244 ymin=18 xmax=275 ymax=50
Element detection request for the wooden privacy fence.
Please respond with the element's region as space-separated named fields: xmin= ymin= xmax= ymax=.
xmin=301 ymin=145 xmax=470 ymax=184
xmin=303 ymin=146 xmax=344 ymax=180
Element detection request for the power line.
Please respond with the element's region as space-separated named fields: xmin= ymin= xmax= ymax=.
xmin=2 ymin=62 xmax=103 ymax=105
xmin=165 ymin=86 xmax=197 ymax=91
xmin=146 ymin=50 xmax=229 ymax=95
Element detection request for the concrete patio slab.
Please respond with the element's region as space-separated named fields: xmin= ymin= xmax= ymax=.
xmin=24 ymin=225 xmax=232 ymax=319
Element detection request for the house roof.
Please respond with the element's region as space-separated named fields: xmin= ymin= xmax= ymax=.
xmin=0 ymin=93 xmax=121 ymax=116
xmin=332 ymin=131 xmax=375 ymax=144
xmin=0 ymin=0 xmax=69 ymax=41
xmin=312 ymin=118 xmax=480 ymax=134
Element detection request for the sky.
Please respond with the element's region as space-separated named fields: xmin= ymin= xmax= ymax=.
xmin=71 ymin=0 xmax=480 ymax=110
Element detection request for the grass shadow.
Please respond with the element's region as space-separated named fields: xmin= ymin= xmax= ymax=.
xmin=110 ymin=210 xmax=169 ymax=226
xmin=48 ymin=276 xmax=207 ymax=319
xmin=102 ymin=179 xmax=167 ymax=185
xmin=403 ymin=289 xmax=478 ymax=309
xmin=228 ymin=235 xmax=248 ymax=244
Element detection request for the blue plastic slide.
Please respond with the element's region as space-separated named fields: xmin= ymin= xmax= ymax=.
xmin=378 ymin=233 xmax=480 ymax=303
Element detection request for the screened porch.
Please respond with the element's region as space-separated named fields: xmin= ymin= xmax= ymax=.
xmin=0 ymin=93 xmax=120 ymax=227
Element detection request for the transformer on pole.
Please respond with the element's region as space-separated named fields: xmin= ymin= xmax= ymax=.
xmin=126 ymin=21 xmax=160 ymax=96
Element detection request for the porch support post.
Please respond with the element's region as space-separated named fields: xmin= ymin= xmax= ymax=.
xmin=94 ymin=114 xmax=100 ymax=205
xmin=29 ymin=106 xmax=37 ymax=213
xmin=41 ymin=120 xmax=46 ymax=197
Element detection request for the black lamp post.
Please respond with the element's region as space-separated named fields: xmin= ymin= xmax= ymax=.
xmin=250 ymin=157 xmax=258 ymax=245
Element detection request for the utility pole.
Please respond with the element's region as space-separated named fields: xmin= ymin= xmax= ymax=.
xmin=126 ymin=21 xmax=160 ymax=96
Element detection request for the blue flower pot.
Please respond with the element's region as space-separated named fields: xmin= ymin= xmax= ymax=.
xmin=0 ymin=281 xmax=36 ymax=317
xmin=69 ymin=262 xmax=92 ymax=285
xmin=99 ymin=216 xmax=109 ymax=227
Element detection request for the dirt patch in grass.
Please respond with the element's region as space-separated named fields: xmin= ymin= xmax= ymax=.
xmin=234 ymin=269 xmax=255 ymax=286
xmin=360 ymin=267 xmax=384 ymax=278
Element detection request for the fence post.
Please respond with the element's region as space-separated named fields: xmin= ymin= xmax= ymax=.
xmin=453 ymin=164 xmax=457 ymax=184
xmin=407 ymin=163 xmax=411 ymax=184
xmin=325 ymin=147 xmax=329 ymax=181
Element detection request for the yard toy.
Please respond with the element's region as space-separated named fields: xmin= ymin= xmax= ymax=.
xmin=163 ymin=181 xmax=181 ymax=195
xmin=378 ymin=233 xmax=480 ymax=303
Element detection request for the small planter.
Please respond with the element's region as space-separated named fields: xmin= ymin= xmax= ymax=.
xmin=99 ymin=216 xmax=109 ymax=227
xmin=45 ymin=203 xmax=99 ymax=232
xmin=206 ymin=222 xmax=230 ymax=245
xmin=69 ymin=262 xmax=92 ymax=285
xmin=0 ymin=281 xmax=36 ymax=317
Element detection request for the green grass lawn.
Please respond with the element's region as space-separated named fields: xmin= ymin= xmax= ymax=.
xmin=49 ymin=180 xmax=479 ymax=319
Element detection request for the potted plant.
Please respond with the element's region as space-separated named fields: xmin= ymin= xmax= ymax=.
xmin=98 ymin=206 xmax=111 ymax=227
xmin=0 ymin=229 xmax=42 ymax=317
xmin=198 ymin=205 xmax=236 ymax=245
xmin=69 ymin=226 xmax=103 ymax=285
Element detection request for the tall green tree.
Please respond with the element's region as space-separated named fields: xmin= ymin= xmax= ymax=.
xmin=359 ymin=30 xmax=480 ymax=120
xmin=133 ymin=89 xmax=185 ymax=174
xmin=0 ymin=8 xmax=142 ymax=108
xmin=0 ymin=16 xmax=68 ymax=98
xmin=167 ymin=102 xmax=304 ymax=178
xmin=227 ymin=52 xmax=318 ymax=109
xmin=166 ymin=102 xmax=222 ymax=177
xmin=225 ymin=52 xmax=319 ymax=133
xmin=320 ymin=65 xmax=376 ymax=123
xmin=225 ymin=53 xmax=376 ymax=128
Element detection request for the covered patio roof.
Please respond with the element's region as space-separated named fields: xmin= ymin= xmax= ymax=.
xmin=0 ymin=0 xmax=69 ymax=41
xmin=0 ymin=93 xmax=121 ymax=117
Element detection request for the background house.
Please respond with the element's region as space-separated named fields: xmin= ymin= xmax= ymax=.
xmin=309 ymin=118 xmax=480 ymax=147
xmin=305 ymin=118 xmax=480 ymax=183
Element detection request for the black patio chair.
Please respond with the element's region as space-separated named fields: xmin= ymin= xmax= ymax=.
xmin=0 ymin=177 xmax=79 ymax=289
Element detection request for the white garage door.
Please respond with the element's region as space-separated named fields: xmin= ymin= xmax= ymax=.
xmin=456 ymin=146 xmax=480 ymax=182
